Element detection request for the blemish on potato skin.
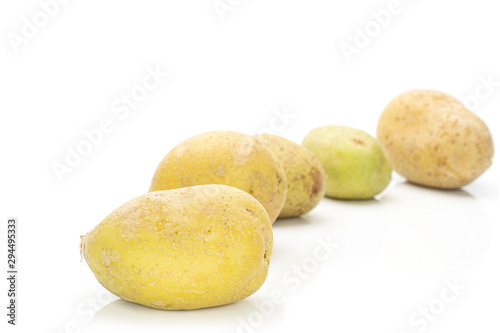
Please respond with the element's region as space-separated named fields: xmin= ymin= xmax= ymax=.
xmin=379 ymin=90 xmax=495 ymax=188
xmin=82 ymin=185 xmax=273 ymax=310
xmin=304 ymin=125 xmax=391 ymax=199
xmin=350 ymin=137 xmax=366 ymax=146
xmin=149 ymin=131 xmax=287 ymax=223
xmin=309 ymin=167 xmax=322 ymax=197
xmin=215 ymin=164 xmax=225 ymax=177
xmin=255 ymin=133 xmax=327 ymax=218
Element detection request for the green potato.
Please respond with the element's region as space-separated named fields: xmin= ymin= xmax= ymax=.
xmin=302 ymin=125 xmax=392 ymax=199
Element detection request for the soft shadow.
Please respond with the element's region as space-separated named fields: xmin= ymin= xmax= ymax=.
xmin=403 ymin=180 xmax=475 ymax=198
xmin=379 ymin=180 xmax=490 ymax=277
xmin=89 ymin=295 xmax=284 ymax=332
xmin=93 ymin=297 xmax=252 ymax=324
xmin=324 ymin=196 xmax=381 ymax=206
xmin=311 ymin=179 xmax=491 ymax=273
xmin=272 ymin=216 xmax=311 ymax=228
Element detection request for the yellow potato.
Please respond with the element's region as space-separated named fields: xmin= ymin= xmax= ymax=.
xmin=149 ymin=131 xmax=287 ymax=223
xmin=255 ymin=134 xmax=326 ymax=218
xmin=81 ymin=185 xmax=273 ymax=310
xmin=377 ymin=90 xmax=494 ymax=188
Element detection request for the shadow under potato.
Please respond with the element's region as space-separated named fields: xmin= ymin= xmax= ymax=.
xmin=401 ymin=180 xmax=475 ymax=197
xmin=375 ymin=180 xmax=490 ymax=276
xmin=90 ymin=297 xmax=261 ymax=331
xmin=272 ymin=215 xmax=311 ymax=228
xmin=405 ymin=179 xmax=480 ymax=195
xmin=325 ymin=196 xmax=380 ymax=205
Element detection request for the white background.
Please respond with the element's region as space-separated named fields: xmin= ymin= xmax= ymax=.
xmin=1 ymin=0 xmax=499 ymax=332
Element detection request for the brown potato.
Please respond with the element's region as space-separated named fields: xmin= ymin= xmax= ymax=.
xmin=377 ymin=90 xmax=494 ymax=188
xmin=255 ymin=134 xmax=326 ymax=218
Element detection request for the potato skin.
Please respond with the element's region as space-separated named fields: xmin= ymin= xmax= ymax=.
xmin=149 ymin=131 xmax=287 ymax=223
xmin=377 ymin=90 xmax=494 ymax=188
xmin=255 ymin=134 xmax=326 ymax=218
xmin=302 ymin=126 xmax=392 ymax=199
xmin=81 ymin=185 xmax=273 ymax=310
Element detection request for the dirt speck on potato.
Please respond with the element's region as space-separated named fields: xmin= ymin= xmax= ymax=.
xmin=377 ymin=89 xmax=494 ymax=188
xmin=255 ymin=134 xmax=326 ymax=218
xmin=82 ymin=185 xmax=273 ymax=310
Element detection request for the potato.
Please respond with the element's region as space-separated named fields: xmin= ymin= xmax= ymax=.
xmin=149 ymin=131 xmax=287 ymax=223
xmin=255 ymin=134 xmax=326 ymax=218
xmin=81 ymin=185 xmax=273 ymax=310
xmin=302 ymin=126 xmax=392 ymax=199
xmin=377 ymin=90 xmax=494 ymax=188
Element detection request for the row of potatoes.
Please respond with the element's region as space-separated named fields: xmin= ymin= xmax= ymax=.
xmin=81 ymin=90 xmax=494 ymax=310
